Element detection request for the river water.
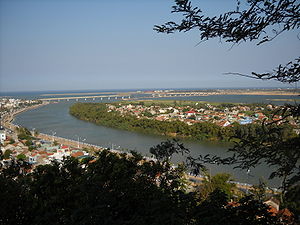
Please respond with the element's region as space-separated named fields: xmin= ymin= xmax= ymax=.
xmin=10 ymin=91 xmax=300 ymax=187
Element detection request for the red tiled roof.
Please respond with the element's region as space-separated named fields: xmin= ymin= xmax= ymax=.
xmin=71 ymin=152 xmax=84 ymax=158
xmin=278 ymin=208 xmax=293 ymax=217
xmin=88 ymin=159 xmax=97 ymax=164
xmin=268 ymin=206 xmax=278 ymax=216
xmin=185 ymin=111 xmax=196 ymax=114
xmin=227 ymin=202 xmax=240 ymax=207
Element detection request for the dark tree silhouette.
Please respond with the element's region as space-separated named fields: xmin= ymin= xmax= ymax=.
xmin=155 ymin=0 xmax=300 ymax=83
xmin=0 ymin=147 xmax=291 ymax=225
xmin=155 ymin=0 xmax=300 ymax=196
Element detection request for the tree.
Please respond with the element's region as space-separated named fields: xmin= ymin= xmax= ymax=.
xmin=0 ymin=149 xmax=196 ymax=225
xmin=33 ymin=130 xmax=39 ymax=137
xmin=155 ymin=0 xmax=300 ymax=196
xmin=2 ymin=140 xmax=293 ymax=224
xmin=283 ymin=184 xmax=300 ymax=217
xmin=3 ymin=150 xmax=12 ymax=159
xmin=16 ymin=154 xmax=26 ymax=160
xmin=198 ymin=173 xmax=237 ymax=201
xmin=155 ymin=0 xmax=300 ymax=83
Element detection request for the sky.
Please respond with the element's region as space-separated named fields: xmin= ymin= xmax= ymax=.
xmin=0 ymin=0 xmax=299 ymax=92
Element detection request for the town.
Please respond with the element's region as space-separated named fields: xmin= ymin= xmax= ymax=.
xmin=0 ymin=98 xmax=99 ymax=169
xmin=106 ymin=100 xmax=289 ymax=127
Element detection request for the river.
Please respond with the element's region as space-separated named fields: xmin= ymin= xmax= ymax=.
xmin=10 ymin=92 xmax=299 ymax=187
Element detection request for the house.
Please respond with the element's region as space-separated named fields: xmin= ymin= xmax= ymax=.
xmin=155 ymin=116 xmax=168 ymax=121
xmin=2 ymin=144 xmax=15 ymax=153
xmin=278 ymin=208 xmax=294 ymax=223
xmin=255 ymin=112 xmax=267 ymax=120
xmin=185 ymin=110 xmax=196 ymax=117
xmin=159 ymin=109 xmax=167 ymax=114
xmin=264 ymin=198 xmax=280 ymax=211
xmin=28 ymin=154 xmax=37 ymax=164
xmin=49 ymin=151 xmax=70 ymax=161
xmin=218 ymin=121 xmax=231 ymax=127
xmin=195 ymin=115 xmax=202 ymax=121
xmin=71 ymin=151 xmax=84 ymax=158
xmin=60 ymin=145 xmax=69 ymax=151
xmin=239 ymin=117 xmax=253 ymax=125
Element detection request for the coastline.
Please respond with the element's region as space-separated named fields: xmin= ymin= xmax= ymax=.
xmin=2 ymin=102 xmax=49 ymax=130
xmin=2 ymin=102 xmax=119 ymax=153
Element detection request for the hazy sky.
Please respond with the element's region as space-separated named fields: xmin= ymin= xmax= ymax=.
xmin=0 ymin=0 xmax=299 ymax=92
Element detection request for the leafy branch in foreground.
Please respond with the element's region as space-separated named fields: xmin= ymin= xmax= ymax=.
xmin=150 ymin=139 xmax=190 ymax=162
xmin=1 ymin=140 xmax=296 ymax=224
xmin=155 ymin=0 xmax=300 ymax=195
xmin=225 ymin=57 xmax=300 ymax=83
xmin=154 ymin=0 xmax=300 ymax=45
xmin=155 ymin=0 xmax=300 ymax=84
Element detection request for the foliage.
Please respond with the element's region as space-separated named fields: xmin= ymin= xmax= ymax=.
xmin=0 ymin=149 xmax=196 ymax=225
xmin=53 ymin=140 xmax=59 ymax=146
xmin=155 ymin=0 xmax=300 ymax=197
xmin=154 ymin=0 xmax=300 ymax=83
xmin=251 ymin=179 xmax=269 ymax=201
xmin=3 ymin=150 xmax=12 ymax=159
xmin=69 ymin=102 xmax=295 ymax=144
xmin=150 ymin=139 xmax=189 ymax=162
xmin=33 ymin=130 xmax=39 ymax=137
xmin=16 ymin=127 xmax=32 ymax=141
xmin=198 ymin=173 xmax=237 ymax=201
xmin=25 ymin=140 xmax=33 ymax=147
xmin=194 ymin=190 xmax=285 ymax=225
xmin=16 ymin=154 xmax=26 ymax=160
xmin=0 ymin=144 xmax=291 ymax=225
xmin=282 ymin=184 xmax=300 ymax=217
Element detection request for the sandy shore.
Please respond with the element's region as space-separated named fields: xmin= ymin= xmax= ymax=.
xmin=219 ymin=90 xmax=300 ymax=96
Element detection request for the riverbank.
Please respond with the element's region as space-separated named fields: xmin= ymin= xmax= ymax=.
xmin=1 ymin=103 xmax=107 ymax=151
xmin=11 ymin=99 xmax=285 ymax=187
xmin=1 ymin=104 xmax=268 ymax=192
xmin=1 ymin=102 xmax=49 ymax=130
xmin=69 ymin=101 xmax=297 ymax=145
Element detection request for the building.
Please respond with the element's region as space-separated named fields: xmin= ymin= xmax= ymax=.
xmin=239 ymin=117 xmax=253 ymax=125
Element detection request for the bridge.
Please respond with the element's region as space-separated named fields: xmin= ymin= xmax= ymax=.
xmin=39 ymin=95 xmax=131 ymax=102
xmin=151 ymin=92 xmax=218 ymax=98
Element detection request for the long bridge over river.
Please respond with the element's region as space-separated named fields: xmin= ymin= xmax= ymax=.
xmin=39 ymin=95 xmax=131 ymax=102
xmin=151 ymin=92 xmax=217 ymax=98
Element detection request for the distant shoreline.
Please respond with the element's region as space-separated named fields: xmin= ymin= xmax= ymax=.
xmin=38 ymin=88 xmax=300 ymax=97
xmin=219 ymin=90 xmax=299 ymax=96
